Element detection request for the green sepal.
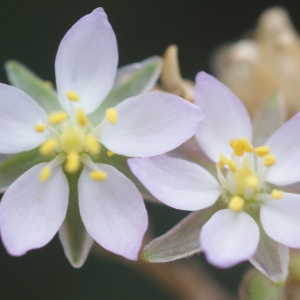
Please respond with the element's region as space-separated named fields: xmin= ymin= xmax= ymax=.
xmin=59 ymin=171 xmax=93 ymax=268
xmin=238 ymin=269 xmax=285 ymax=300
xmin=142 ymin=200 xmax=223 ymax=262
xmin=252 ymin=91 xmax=286 ymax=146
xmin=5 ymin=60 xmax=61 ymax=113
xmin=0 ymin=148 xmax=51 ymax=193
xmin=88 ymin=56 xmax=162 ymax=125
xmin=249 ymin=220 xmax=289 ymax=284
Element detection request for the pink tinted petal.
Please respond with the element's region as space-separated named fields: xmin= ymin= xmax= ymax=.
xmin=266 ymin=112 xmax=300 ymax=186
xmin=200 ymin=209 xmax=259 ymax=268
xmin=260 ymin=192 xmax=300 ymax=248
xmin=55 ymin=8 xmax=118 ymax=114
xmin=0 ymin=164 xmax=68 ymax=255
xmin=194 ymin=72 xmax=252 ymax=163
xmin=128 ymin=156 xmax=220 ymax=211
xmin=100 ymin=92 xmax=204 ymax=157
xmin=0 ymin=84 xmax=48 ymax=153
xmin=78 ymin=164 xmax=148 ymax=260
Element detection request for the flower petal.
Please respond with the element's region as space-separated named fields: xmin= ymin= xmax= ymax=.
xmin=249 ymin=223 xmax=289 ymax=283
xmin=89 ymin=56 xmax=162 ymax=126
xmin=55 ymin=8 xmax=118 ymax=114
xmin=94 ymin=147 xmax=158 ymax=203
xmin=0 ymin=84 xmax=48 ymax=153
xmin=100 ymin=92 xmax=204 ymax=157
xmin=0 ymin=164 xmax=68 ymax=255
xmin=260 ymin=192 xmax=300 ymax=248
xmin=200 ymin=209 xmax=259 ymax=268
xmin=78 ymin=164 xmax=148 ymax=260
xmin=266 ymin=112 xmax=300 ymax=185
xmin=194 ymin=72 xmax=252 ymax=163
xmin=128 ymin=156 xmax=220 ymax=211
xmin=143 ymin=203 xmax=222 ymax=263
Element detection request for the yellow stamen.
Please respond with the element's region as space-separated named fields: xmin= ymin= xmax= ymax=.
xmin=230 ymin=139 xmax=244 ymax=157
xmin=48 ymin=111 xmax=68 ymax=125
xmin=217 ymin=154 xmax=227 ymax=169
xmin=245 ymin=175 xmax=259 ymax=189
xmin=39 ymin=166 xmax=51 ymax=182
xmin=228 ymin=196 xmax=245 ymax=212
xmin=107 ymin=150 xmax=114 ymax=157
xmin=106 ymin=108 xmax=118 ymax=124
xmin=263 ymin=154 xmax=276 ymax=167
xmin=65 ymin=152 xmax=81 ymax=174
xmin=35 ymin=123 xmax=46 ymax=133
xmin=44 ymin=81 xmax=53 ymax=89
xmin=66 ymin=90 xmax=80 ymax=102
xmin=255 ymin=146 xmax=270 ymax=157
xmin=77 ymin=109 xmax=87 ymax=127
xmin=271 ymin=189 xmax=284 ymax=199
xmin=86 ymin=134 xmax=101 ymax=155
xmin=240 ymin=137 xmax=253 ymax=153
xmin=39 ymin=139 xmax=58 ymax=156
xmin=227 ymin=159 xmax=237 ymax=173
xmin=90 ymin=170 xmax=107 ymax=181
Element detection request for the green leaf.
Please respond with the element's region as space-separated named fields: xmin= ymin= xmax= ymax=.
xmin=5 ymin=60 xmax=61 ymax=113
xmin=89 ymin=56 xmax=162 ymax=125
xmin=58 ymin=171 xmax=93 ymax=268
xmin=249 ymin=222 xmax=289 ymax=284
xmin=239 ymin=269 xmax=285 ymax=300
xmin=0 ymin=148 xmax=50 ymax=193
xmin=142 ymin=201 xmax=223 ymax=262
xmin=252 ymin=91 xmax=286 ymax=147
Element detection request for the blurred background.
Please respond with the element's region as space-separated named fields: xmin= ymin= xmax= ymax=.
xmin=0 ymin=0 xmax=300 ymax=299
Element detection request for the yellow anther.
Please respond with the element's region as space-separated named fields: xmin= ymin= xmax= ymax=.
xmin=271 ymin=189 xmax=284 ymax=199
xmin=35 ymin=123 xmax=46 ymax=133
xmin=44 ymin=81 xmax=53 ymax=89
xmin=107 ymin=150 xmax=114 ymax=157
xmin=245 ymin=175 xmax=259 ymax=189
xmin=230 ymin=139 xmax=244 ymax=157
xmin=65 ymin=152 xmax=81 ymax=174
xmin=228 ymin=196 xmax=245 ymax=212
xmin=106 ymin=108 xmax=118 ymax=124
xmin=60 ymin=127 xmax=86 ymax=153
xmin=39 ymin=139 xmax=58 ymax=156
xmin=66 ymin=90 xmax=80 ymax=102
xmin=77 ymin=109 xmax=87 ymax=127
xmin=39 ymin=166 xmax=51 ymax=182
xmin=48 ymin=111 xmax=68 ymax=125
xmin=227 ymin=159 xmax=237 ymax=173
xmin=263 ymin=154 xmax=276 ymax=167
xmin=255 ymin=146 xmax=270 ymax=157
xmin=90 ymin=170 xmax=107 ymax=181
xmin=86 ymin=134 xmax=101 ymax=155
xmin=217 ymin=154 xmax=227 ymax=169
xmin=240 ymin=137 xmax=253 ymax=153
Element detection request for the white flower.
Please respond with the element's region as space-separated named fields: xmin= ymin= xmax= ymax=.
xmin=0 ymin=8 xmax=203 ymax=266
xmin=129 ymin=72 xmax=300 ymax=268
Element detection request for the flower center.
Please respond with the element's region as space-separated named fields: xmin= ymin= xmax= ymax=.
xmin=233 ymin=166 xmax=257 ymax=196
xmin=60 ymin=127 xmax=86 ymax=153
xmin=34 ymin=90 xmax=118 ymax=181
xmin=216 ymin=137 xmax=283 ymax=212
